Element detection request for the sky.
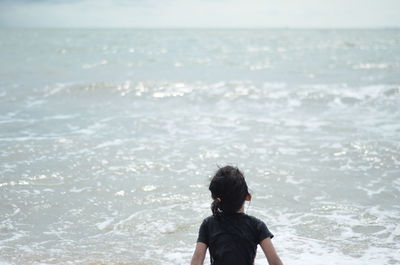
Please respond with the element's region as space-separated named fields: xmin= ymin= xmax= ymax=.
xmin=0 ymin=0 xmax=399 ymax=28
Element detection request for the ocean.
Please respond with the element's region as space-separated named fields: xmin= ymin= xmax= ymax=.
xmin=0 ymin=28 xmax=399 ymax=265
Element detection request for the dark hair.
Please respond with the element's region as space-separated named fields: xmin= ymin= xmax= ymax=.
xmin=209 ymin=165 xmax=249 ymax=217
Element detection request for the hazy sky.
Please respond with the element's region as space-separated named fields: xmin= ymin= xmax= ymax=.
xmin=0 ymin=0 xmax=399 ymax=28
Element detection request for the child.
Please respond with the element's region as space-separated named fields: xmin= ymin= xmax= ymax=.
xmin=191 ymin=166 xmax=283 ymax=265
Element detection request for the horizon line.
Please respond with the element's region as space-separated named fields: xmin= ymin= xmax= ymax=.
xmin=1 ymin=26 xmax=400 ymax=30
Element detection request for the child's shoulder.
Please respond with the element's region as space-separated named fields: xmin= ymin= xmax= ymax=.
xmin=202 ymin=213 xmax=266 ymax=225
xmin=201 ymin=215 xmax=217 ymax=223
xmin=243 ymin=213 xmax=265 ymax=223
xmin=240 ymin=213 xmax=268 ymax=226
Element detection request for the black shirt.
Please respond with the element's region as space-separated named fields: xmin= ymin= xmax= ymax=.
xmin=197 ymin=213 xmax=274 ymax=265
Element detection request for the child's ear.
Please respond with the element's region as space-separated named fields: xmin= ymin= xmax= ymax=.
xmin=245 ymin=193 xmax=252 ymax=201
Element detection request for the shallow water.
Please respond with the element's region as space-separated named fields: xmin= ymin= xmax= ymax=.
xmin=0 ymin=29 xmax=400 ymax=265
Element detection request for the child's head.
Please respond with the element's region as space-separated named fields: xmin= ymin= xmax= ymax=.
xmin=209 ymin=165 xmax=250 ymax=216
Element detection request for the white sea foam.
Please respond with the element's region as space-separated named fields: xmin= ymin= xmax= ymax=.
xmin=96 ymin=217 xmax=115 ymax=231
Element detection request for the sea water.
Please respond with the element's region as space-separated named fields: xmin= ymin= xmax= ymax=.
xmin=0 ymin=29 xmax=399 ymax=265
